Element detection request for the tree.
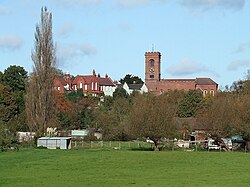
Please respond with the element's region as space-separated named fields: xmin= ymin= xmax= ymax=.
xmin=0 ymin=121 xmax=17 ymax=151
xmin=128 ymin=93 xmax=178 ymax=151
xmin=177 ymin=90 xmax=202 ymax=118
xmin=119 ymin=74 xmax=143 ymax=84
xmin=2 ymin=65 xmax=28 ymax=92
xmin=25 ymin=7 xmax=57 ymax=135
xmin=0 ymin=84 xmax=18 ymax=123
xmin=0 ymin=71 xmax=3 ymax=83
xmin=196 ymin=92 xmax=239 ymax=140
xmin=113 ymin=86 xmax=128 ymax=99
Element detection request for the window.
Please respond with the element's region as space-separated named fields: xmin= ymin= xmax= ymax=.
xmin=80 ymin=82 xmax=82 ymax=89
xmin=85 ymin=84 xmax=87 ymax=90
xmin=203 ymin=90 xmax=208 ymax=96
xmin=150 ymin=59 xmax=154 ymax=67
xmin=150 ymin=74 xmax=154 ymax=79
xmin=210 ymin=90 xmax=215 ymax=96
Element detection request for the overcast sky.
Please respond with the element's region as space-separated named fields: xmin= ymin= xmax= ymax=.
xmin=0 ymin=0 xmax=250 ymax=88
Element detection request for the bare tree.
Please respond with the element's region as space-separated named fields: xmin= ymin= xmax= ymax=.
xmin=128 ymin=93 xmax=178 ymax=151
xmin=25 ymin=7 xmax=56 ymax=135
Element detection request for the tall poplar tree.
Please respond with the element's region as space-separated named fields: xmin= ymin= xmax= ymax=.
xmin=25 ymin=7 xmax=56 ymax=135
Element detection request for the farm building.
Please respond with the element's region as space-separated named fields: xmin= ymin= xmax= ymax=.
xmin=37 ymin=137 xmax=72 ymax=149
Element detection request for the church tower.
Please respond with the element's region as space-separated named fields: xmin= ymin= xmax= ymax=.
xmin=145 ymin=52 xmax=161 ymax=92
xmin=145 ymin=52 xmax=161 ymax=81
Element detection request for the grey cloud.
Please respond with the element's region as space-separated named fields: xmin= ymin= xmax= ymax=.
xmin=117 ymin=0 xmax=149 ymax=7
xmin=180 ymin=0 xmax=245 ymax=11
xmin=0 ymin=35 xmax=23 ymax=51
xmin=227 ymin=59 xmax=250 ymax=71
xmin=232 ymin=42 xmax=250 ymax=54
xmin=57 ymin=43 xmax=97 ymax=64
xmin=167 ymin=59 xmax=219 ymax=77
xmin=52 ymin=0 xmax=103 ymax=7
xmin=56 ymin=23 xmax=74 ymax=38
xmin=117 ymin=0 xmax=167 ymax=7
xmin=0 ymin=6 xmax=12 ymax=15
xmin=117 ymin=23 xmax=131 ymax=31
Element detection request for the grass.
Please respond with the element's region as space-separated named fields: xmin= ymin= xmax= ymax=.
xmin=1 ymin=148 xmax=250 ymax=187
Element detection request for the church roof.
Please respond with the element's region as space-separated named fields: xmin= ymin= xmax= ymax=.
xmin=195 ymin=78 xmax=217 ymax=85
xmin=161 ymin=79 xmax=195 ymax=82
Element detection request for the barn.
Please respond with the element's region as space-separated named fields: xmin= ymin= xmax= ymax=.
xmin=37 ymin=137 xmax=72 ymax=149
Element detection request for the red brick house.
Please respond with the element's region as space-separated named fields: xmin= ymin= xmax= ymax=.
xmin=54 ymin=70 xmax=117 ymax=96
xmin=54 ymin=72 xmax=72 ymax=93
xmin=145 ymin=52 xmax=218 ymax=95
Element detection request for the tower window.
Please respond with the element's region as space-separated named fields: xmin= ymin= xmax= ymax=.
xmin=150 ymin=59 xmax=154 ymax=67
xmin=150 ymin=75 xmax=154 ymax=79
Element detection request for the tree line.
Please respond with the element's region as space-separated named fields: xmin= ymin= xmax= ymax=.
xmin=1 ymin=7 xmax=250 ymax=151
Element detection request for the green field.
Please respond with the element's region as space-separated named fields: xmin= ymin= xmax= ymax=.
xmin=1 ymin=148 xmax=250 ymax=187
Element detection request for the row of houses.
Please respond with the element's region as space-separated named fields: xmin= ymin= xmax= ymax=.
xmin=53 ymin=69 xmax=148 ymax=97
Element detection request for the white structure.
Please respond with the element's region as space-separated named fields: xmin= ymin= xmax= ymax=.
xmin=17 ymin=132 xmax=36 ymax=142
xmin=37 ymin=137 xmax=72 ymax=149
xmin=123 ymin=82 xmax=148 ymax=95
xmin=99 ymin=76 xmax=117 ymax=96
xmin=71 ymin=129 xmax=89 ymax=137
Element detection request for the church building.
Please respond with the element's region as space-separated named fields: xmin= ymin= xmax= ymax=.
xmin=145 ymin=52 xmax=218 ymax=96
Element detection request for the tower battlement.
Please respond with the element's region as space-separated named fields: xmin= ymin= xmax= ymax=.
xmin=145 ymin=52 xmax=161 ymax=55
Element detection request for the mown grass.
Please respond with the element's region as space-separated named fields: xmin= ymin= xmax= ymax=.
xmin=1 ymin=148 xmax=250 ymax=187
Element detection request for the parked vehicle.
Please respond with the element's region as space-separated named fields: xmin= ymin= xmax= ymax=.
xmin=208 ymin=138 xmax=220 ymax=150
xmin=221 ymin=138 xmax=232 ymax=150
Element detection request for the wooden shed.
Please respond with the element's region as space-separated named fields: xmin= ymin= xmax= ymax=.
xmin=37 ymin=137 xmax=72 ymax=149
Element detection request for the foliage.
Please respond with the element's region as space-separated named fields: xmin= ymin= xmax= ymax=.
xmin=64 ymin=88 xmax=84 ymax=102
xmin=119 ymin=74 xmax=143 ymax=84
xmin=177 ymin=90 xmax=203 ymax=118
xmin=0 ymin=71 xmax=3 ymax=83
xmin=0 ymin=84 xmax=18 ymax=122
xmin=197 ymin=92 xmax=241 ymax=139
xmin=128 ymin=93 xmax=178 ymax=150
xmin=95 ymin=97 xmax=131 ymax=140
xmin=113 ymin=86 xmax=128 ymax=99
xmin=2 ymin=65 xmax=28 ymax=92
xmin=0 ymin=122 xmax=17 ymax=151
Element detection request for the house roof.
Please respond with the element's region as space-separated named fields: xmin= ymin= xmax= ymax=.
xmin=99 ymin=77 xmax=116 ymax=86
xmin=73 ymin=75 xmax=97 ymax=85
xmin=55 ymin=77 xmax=68 ymax=86
xmin=127 ymin=83 xmax=144 ymax=90
xmin=195 ymin=78 xmax=217 ymax=85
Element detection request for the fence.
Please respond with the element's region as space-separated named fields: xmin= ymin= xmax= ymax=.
xmin=71 ymin=140 xmax=154 ymax=150
xmin=71 ymin=140 xmax=203 ymax=151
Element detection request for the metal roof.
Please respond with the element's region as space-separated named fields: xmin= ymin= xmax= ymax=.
xmin=38 ymin=137 xmax=71 ymax=140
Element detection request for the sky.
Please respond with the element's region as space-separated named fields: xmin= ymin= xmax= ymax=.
xmin=0 ymin=0 xmax=250 ymax=88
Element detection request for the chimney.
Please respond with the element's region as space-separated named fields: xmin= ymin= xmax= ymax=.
xmin=105 ymin=74 xmax=108 ymax=78
xmin=98 ymin=73 xmax=100 ymax=78
xmin=93 ymin=69 xmax=96 ymax=77
xmin=65 ymin=72 xmax=70 ymax=80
